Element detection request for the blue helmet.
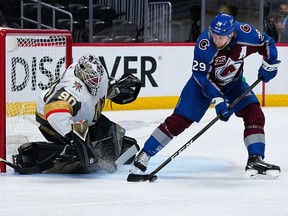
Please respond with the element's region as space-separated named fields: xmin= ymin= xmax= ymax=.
xmin=209 ymin=13 xmax=235 ymax=36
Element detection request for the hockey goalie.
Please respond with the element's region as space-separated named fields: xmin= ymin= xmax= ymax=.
xmin=12 ymin=54 xmax=141 ymax=174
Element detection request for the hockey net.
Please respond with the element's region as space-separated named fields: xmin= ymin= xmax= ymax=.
xmin=0 ymin=28 xmax=72 ymax=172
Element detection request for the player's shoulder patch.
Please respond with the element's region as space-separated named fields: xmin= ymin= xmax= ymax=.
xmin=235 ymin=22 xmax=264 ymax=43
xmin=196 ymin=31 xmax=213 ymax=51
xmin=239 ymin=23 xmax=252 ymax=33
xmin=198 ymin=38 xmax=210 ymax=50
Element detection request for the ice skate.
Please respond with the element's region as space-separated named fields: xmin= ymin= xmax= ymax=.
xmin=245 ymin=155 xmax=281 ymax=179
xmin=129 ymin=149 xmax=150 ymax=174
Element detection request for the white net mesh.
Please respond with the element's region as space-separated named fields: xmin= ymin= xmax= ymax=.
xmin=5 ymin=31 xmax=71 ymax=145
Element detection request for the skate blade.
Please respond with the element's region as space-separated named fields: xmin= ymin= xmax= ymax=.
xmin=245 ymin=169 xmax=281 ymax=180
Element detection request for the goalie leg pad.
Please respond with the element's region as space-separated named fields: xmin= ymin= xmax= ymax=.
xmin=71 ymin=118 xmax=119 ymax=173
xmin=12 ymin=141 xmax=64 ymax=174
xmin=121 ymin=136 xmax=140 ymax=164
xmin=71 ymin=120 xmax=97 ymax=168
xmin=90 ymin=114 xmax=126 ymax=161
xmin=90 ymin=115 xmax=140 ymax=165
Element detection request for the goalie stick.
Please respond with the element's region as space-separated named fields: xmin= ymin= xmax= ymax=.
xmin=0 ymin=157 xmax=40 ymax=174
xmin=24 ymin=116 xmax=69 ymax=145
xmin=127 ymin=78 xmax=262 ymax=182
xmin=115 ymin=145 xmax=138 ymax=169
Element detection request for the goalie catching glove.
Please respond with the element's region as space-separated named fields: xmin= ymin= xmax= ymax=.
xmin=107 ymin=73 xmax=141 ymax=104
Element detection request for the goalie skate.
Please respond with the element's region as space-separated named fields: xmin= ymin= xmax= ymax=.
xmin=245 ymin=155 xmax=281 ymax=179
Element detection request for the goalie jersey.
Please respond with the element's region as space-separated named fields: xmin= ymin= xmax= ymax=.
xmin=36 ymin=62 xmax=109 ymax=137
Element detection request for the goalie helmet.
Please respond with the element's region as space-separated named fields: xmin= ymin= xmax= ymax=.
xmin=75 ymin=54 xmax=106 ymax=96
xmin=209 ymin=12 xmax=235 ymax=36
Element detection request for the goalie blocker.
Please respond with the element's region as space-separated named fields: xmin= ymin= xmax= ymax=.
xmin=12 ymin=115 xmax=139 ymax=174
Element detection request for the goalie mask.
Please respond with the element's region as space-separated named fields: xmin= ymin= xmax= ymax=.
xmin=75 ymin=54 xmax=106 ymax=96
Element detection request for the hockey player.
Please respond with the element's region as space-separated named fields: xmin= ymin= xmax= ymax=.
xmin=129 ymin=13 xmax=281 ymax=178
xmin=12 ymin=54 xmax=141 ymax=174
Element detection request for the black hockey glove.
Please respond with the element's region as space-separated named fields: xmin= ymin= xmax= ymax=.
xmin=107 ymin=73 xmax=141 ymax=104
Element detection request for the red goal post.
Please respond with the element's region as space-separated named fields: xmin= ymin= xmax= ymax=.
xmin=0 ymin=28 xmax=72 ymax=172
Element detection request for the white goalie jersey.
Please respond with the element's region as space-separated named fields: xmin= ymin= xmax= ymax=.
xmin=36 ymin=62 xmax=109 ymax=137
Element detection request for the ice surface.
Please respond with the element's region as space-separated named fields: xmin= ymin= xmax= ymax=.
xmin=1 ymin=108 xmax=288 ymax=216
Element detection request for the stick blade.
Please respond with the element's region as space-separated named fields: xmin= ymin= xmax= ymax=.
xmin=127 ymin=173 xmax=149 ymax=182
xmin=127 ymin=173 xmax=158 ymax=182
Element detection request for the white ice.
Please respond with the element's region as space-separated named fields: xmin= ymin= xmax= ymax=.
xmin=1 ymin=107 xmax=288 ymax=216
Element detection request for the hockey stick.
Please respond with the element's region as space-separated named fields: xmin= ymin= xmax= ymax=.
xmin=127 ymin=78 xmax=262 ymax=182
xmin=0 ymin=157 xmax=40 ymax=174
xmin=24 ymin=116 xmax=69 ymax=145
xmin=0 ymin=157 xmax=22 ymax=172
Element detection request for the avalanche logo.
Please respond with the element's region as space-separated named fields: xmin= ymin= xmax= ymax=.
xmin=214 ymin=58 xmax=242 ymax=85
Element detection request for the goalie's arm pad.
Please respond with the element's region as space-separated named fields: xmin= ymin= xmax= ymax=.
xmin=107 ymin=73 xmax=141 ymax=104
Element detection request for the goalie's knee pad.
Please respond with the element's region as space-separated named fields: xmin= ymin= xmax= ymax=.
xmin=90 ymin=114 xmax=126 ymax=159
xmin=70 ymin=120 xmax=99 ymax=169
xmin=71 ymin=117 xmax=126 ymax=173
xmin=89 ymin=114 xmax=140 ymax=165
